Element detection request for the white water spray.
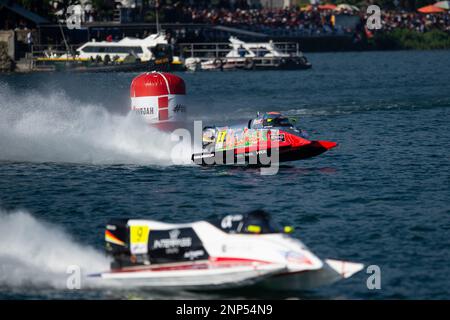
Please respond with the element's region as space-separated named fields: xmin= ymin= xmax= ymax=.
xmin=0 ymin=208 xmax=110 ymax=289
xmin=0 ymin=85 xmax=191 ymax=165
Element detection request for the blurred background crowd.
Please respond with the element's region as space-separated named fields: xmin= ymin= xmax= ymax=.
xmin=2 ymin=0 xmax=450 ymax=34
xmin=1 ymin=0 xmax=449 ymax=51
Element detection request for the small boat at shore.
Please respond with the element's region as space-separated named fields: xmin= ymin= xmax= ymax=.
xmin=90 ymin=210 xmax=363 ymax=291
xmin=185 ymin=37 xmax=311 ymax=71
xmin=75 ymin=33 xmax=169 ymax=62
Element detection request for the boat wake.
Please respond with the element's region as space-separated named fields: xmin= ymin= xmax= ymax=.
xmin=0 ymin=208 xmax=210 ymax=298
xmin=0 ymin=85 xmax=191 ymax=166
xmin=0 ymin=208 xmax=110 ymax=290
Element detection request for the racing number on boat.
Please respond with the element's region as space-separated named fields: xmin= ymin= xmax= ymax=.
xmin=130 ymin=225 xmax=150 ymax=254
xmin=217 ymin=130 xmax=227 ymax=143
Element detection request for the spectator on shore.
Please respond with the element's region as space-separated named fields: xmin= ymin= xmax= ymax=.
xmin=27 ymin=31 xmax=33 ymax=52
xmin=238 ymin=44 xmax=246 ymax=57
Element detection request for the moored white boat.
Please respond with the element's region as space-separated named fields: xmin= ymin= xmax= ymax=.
xmin=76 ymin=33 xmax=170 ymax=62
xmin=196 ymin=37 xmax=311 ymax=71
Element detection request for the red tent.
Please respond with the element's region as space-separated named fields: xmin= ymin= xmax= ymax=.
xmin=417 ymin=4 xmax=446 ymax=13
xmin=319 ymin=4 xmax=337 ymax=10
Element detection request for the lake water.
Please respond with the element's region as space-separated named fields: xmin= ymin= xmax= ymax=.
xmin=0 ymin=50 xmax=449 ymax=299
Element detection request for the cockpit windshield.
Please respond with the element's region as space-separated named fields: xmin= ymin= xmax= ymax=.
xmin=213 ymin=210 xmax=282 ymax=234
xmin=263 ymin=113 xmax=296 ymax=128
xmin=249 ymin=112 xmax=299 ymax=130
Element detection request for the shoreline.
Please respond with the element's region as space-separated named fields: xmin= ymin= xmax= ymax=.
xmin=1 ymin=31 xmax=450 ymax=74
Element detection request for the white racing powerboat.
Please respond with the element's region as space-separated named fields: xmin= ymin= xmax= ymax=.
xmin=91 ymin=210 xmax=363 ymax=290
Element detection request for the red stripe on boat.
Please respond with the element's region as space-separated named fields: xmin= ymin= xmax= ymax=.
xmin=109 ymin=257 xmax=273 ymax=273
xmin=210 ymin=257 xmax=272 ymax=264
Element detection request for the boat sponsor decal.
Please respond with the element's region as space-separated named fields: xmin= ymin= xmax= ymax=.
xmin=236 ymin=149 xmax=267 ymax=158
xmin=215 ymin=128 xmax=269 ymax=152
xmin=221 ymin=214 xmax=244 ymax=229
xmin=184 ymin=250 xmax=206 ymax=260
xmin=270 ymin=133 xmax=285 ymax=142
xmin=129 ymin=225 xmax=150 ymax=254
xmin=148 ymin=228 xmax=209 ymax=263
xmin=153 ymin=229 xmax=192 ymax=249
xmin=285 ymin=251 xmax=313 ymax=265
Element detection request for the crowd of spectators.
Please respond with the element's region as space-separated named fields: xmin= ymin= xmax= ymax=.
xmin=184 ymin=6 xmax=351 ymax=36
xmin=162 ymin=5 xmax=450 ymax=37
xmin=6 ymin=2 xmax=449 ymax=37
xmin=380 ymin=10 xmax=450 ymax=33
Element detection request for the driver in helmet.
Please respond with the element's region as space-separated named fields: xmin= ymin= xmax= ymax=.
xmin=262 ymin=112 xmax=293 ymax=128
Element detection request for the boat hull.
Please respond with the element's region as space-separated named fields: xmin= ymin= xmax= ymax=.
xmin=91 ymin=259 xmax=362 ymax=291
xmin=92 ymin=262 xmax=286 ymax=290
xmin=192 ymin=140 xmax=337 ymax=166
xmin=259 ymin=259 xmax=364 ymax=291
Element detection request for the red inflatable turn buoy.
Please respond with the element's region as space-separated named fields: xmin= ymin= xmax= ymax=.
xmin=130 ymin=72 xmax=187 ymax=125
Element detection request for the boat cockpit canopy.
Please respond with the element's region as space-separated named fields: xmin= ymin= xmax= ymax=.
xmin=212 ymin=210 xmax=282 ymax=235
xmin=250 ymin=112 xmax=297 ymax=129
